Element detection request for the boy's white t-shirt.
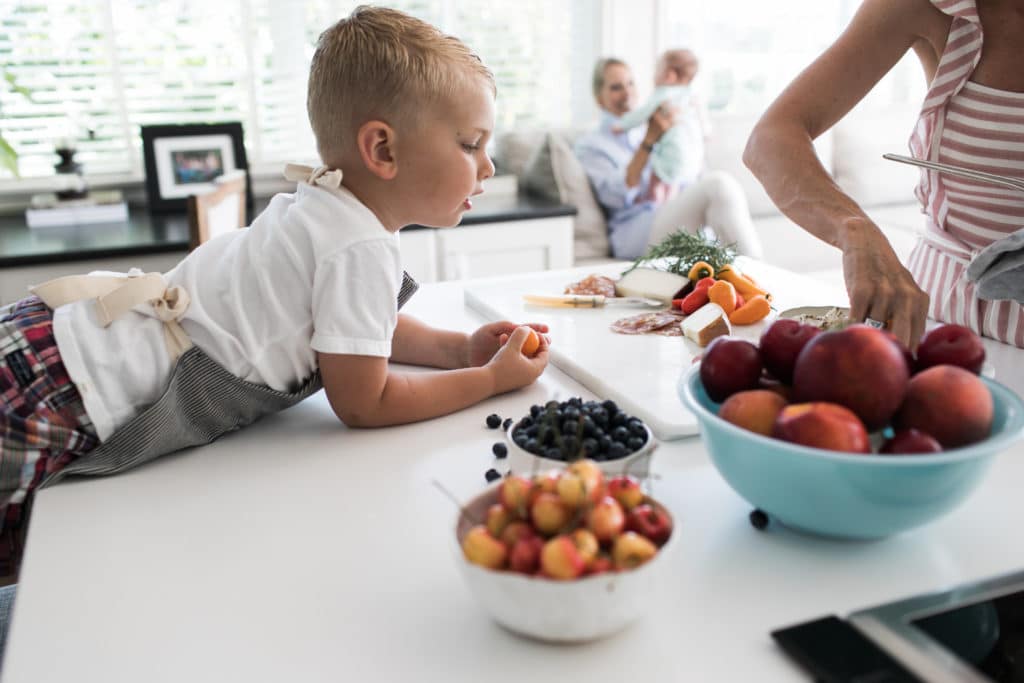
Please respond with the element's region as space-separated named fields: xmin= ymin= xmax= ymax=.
xmin=52 ymin=183 xmax=403 ymax=440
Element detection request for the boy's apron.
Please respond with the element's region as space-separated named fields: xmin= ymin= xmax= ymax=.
xmin=29 ymin=266 xmax=418 ymax=488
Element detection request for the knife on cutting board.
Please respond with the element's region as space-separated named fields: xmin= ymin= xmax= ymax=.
xmin=523 ymin=294 xmax=665 ymax=308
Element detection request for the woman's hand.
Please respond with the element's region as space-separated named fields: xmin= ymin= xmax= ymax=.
xmin=643 ymin=104 xmax=678 ymax=146
xmin=485 ymin=326 xmax=551 ymax=394
xmin=465 ymin=320 xmax=550 ymax=368
xmin=841 ymin=223 xmax=929 ymax=350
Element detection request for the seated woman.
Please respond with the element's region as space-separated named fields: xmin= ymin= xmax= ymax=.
xmin=744 ymin=0 xmax=1023 ymax=350
xmin=575 ymin=57 xmax=763 ymax=261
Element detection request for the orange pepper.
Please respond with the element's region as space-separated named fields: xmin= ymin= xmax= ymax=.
xmin=717 ymin=264 xmax=770 ymax=300
xmin=728 ymin=295 xmax=771 ymax=325
xmin=707 ymin=280 xmax=737 ymax=314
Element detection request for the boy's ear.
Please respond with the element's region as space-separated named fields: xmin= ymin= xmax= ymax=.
xmin=355 ymin=121 xmax=398 ymax=180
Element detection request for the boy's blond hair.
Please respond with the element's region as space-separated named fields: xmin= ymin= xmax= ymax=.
xmin=308 ymin=5 xmax=495 ymax=168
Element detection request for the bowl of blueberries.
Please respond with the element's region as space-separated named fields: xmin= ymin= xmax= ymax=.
xmin=505 ymin=397 xmax=657 ymax=476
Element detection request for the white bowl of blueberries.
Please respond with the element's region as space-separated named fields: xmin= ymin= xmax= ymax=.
xmin=503 ymin=398 xmax=657 ymax=476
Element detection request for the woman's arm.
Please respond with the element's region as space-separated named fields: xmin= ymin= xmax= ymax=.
xmin=743 ymin=0 xmax=936 ymax=348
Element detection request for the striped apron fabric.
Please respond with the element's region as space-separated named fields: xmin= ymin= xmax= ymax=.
xmin=905 ymin=0 xmax=1024 ymax=347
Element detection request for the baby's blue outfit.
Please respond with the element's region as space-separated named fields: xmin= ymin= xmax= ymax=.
xmin=616 ymin=85 xmax=690 ymax=184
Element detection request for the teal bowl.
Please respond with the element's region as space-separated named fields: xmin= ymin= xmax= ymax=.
xmin=678 ymin=365 xmax=1024 ymax=540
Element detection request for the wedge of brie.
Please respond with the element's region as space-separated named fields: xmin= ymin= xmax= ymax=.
xmin=682 ymin=302 xmax=731 ymax=346
xmin=615 ymin=268 xmax=690 ymax=303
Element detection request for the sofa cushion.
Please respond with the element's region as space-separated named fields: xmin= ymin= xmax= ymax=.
xmin=548 ymin=132 xmax=611 ymax=260
xmin=832 ymin=105 xmax=922 ymax=208
xmin=520 ymin=136 xmax=561 ymax=202
xmin=495 ymin=129 xmax=549 ymax=177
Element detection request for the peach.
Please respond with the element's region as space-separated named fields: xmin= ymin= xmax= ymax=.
xmin=880 ymin=428 xmax=942 ymax=455
xmin=793 ymin=325 xmax=909 ymax=430
xmin=894 ymin=365 xmax=993 ymax=448
xmin=772 ymin=402 xmax=871 ymax=453
xmin=462 ymin=525 xmax=508 ymax=570
xmin=540 ymin=535 xmax=587 ymax=580
xmin=718 ymin=389 xmax=788 ymax=437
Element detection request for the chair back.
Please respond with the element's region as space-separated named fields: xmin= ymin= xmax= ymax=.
xmin=186 ymin=170 xmax=247 ymax=250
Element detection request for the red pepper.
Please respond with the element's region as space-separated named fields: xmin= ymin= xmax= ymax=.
xmin=680 ymin=287 xmax=710 ymax=315
xmin=695 ymin=277 xmax=716 ymax=291
xmin=671 ymin=298 xmax=685 ymax=310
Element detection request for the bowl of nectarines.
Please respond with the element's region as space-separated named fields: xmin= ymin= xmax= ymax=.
xmin=678 ymin=322 xmax=1024 ymax=540
xmin=455 ymin=461 xmax=675 ymax=642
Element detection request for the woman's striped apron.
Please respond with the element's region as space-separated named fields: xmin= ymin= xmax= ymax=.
xmin=905 ymin=0 xmax=1024 ymax=347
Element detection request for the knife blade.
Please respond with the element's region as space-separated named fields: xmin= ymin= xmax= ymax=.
xmin=523 ymin=294 xmax=665 ymax=308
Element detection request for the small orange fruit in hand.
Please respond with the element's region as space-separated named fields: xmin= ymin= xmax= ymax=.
xmin=521 ymin=329 xmax=540 ymax=357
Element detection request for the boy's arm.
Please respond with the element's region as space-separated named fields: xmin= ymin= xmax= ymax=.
xmin=318 ymin=326 xmax=548 ymax=428
xmin=390 ymin=314 xmax=468 ymax=369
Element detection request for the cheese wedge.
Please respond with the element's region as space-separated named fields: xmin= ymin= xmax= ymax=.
xmin=615 ymin=268 xmax=690 ymax=303
xmin=682 ymin=302 xmax=731 ymax=346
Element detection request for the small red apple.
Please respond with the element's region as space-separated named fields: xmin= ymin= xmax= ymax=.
xmin=499 ymin=521 xmax=535 ymax=547
xmin=498 ymin=476 xmax=532 ymax=517
xmin=571 ymin=528 xmax=600 ymax=566
xmin=759 ymin=319 xmax=821 ymax=384
xmin=915 ymin=324 xmax=986 ymax=375
xmin=700 ymin=337 xmax=763 ymax=403
xmin=625 ymin=503 xmax=673 ymax=546
xmin=880 ymin=428 xmax=943 ymax=455
xmin=485 ymin=503 xmax=511 ymax=538
xmin=585 ymin=554 xmax=614 ymax=576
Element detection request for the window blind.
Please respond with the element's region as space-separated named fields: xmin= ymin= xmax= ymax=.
xmin=0 ymin=0 xmax=582 ymax=181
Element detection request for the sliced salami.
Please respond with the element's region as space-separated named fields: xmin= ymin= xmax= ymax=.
xmin=610 ymin=311 xmax=686 ymax=336
xmin=565 ymin=274 xmax=617 ymax=298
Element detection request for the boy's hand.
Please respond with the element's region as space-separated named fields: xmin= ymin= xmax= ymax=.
xmin=486 ymin=325 xmax=551 ymax=394
xmin=465 ymin=321 xmax=550 ymax=368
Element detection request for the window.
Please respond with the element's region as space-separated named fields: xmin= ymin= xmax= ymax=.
xmin=0 ymin=0 xmax=587 ymax=182
xmin=659 ymin=0 xmax=927 ymax=115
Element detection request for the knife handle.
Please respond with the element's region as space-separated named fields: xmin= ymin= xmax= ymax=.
xmin=523 ymin=294 xmax=604 ymax=307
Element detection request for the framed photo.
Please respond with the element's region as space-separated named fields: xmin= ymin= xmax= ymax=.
xmin=141 ymin=122 xmax=253 ymax=213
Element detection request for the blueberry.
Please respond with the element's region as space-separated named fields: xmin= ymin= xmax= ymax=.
xmin=581 ymin=416 xmax=596 ymax=437
xmin=517 ymin=416 xmax=533 ymax=429
xmin=562 ymin=419 xmax=579 ymax=435
xmin=598 ymin=435 xmax=612 ymax=452
xmin=611 ymin=412 xmax=628 ymax=428
xmin=581 ymin=437 xmax=599 ymax=457
xmin=486 ymin=414 xmax=501 ymax=429
xmin=545 ymin=446 xmax=563 ymax=460
xmin=502 ymin=418 xmax=513 ymax=431
xmin=514 ymin=434 xmax=529 ymax=448
xmin=612 ymin=426 xmax=630 ymax=443
xmin=484 ymin=468 xmax=501 ymax=483
xmin=545 ymin=400 xmax=560 ymax=411
xmin=562 ymin=435 xmax=579 ymax=457
xmin=608 ymin=442 xmax=627 ymax=459
xmin=530 ymin=404 xmax=542 ymax=418
xmin=602 ymin=399 xmax=619 ymax=416
xmin=629 ymin=421 xmax=647 ymax=438
xmin=627 ymin=436 xmax=644 ymax=452
xmin=590 ymin=407 xmax=608 ymax=426
xmin=749 ymin=509 xmax=770 ymax=530
xmin=568 ymin=397 xmax=583 ymax=408
xmin=492 ymin=442 xmax=508 ymax=458
xmin=526 ymin=425 xmax=538 ymax=438
xmin=525 ymin=438 xmax=539 ymax=453
xmin=563 ymin=406 xmax=581 ymax=421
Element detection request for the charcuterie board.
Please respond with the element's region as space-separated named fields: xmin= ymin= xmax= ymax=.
xmin=463 ymin=259 xmax=848 ymax=441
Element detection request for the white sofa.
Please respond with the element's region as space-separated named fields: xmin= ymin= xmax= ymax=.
xmin=494 ymin=104 xmax=926 ymax=289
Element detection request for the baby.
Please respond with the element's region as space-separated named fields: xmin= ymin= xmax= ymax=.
xmin=0 ymin=6 xmax=549 ymax=574
xmin=614 ymin=49 xmax=701 ymax=201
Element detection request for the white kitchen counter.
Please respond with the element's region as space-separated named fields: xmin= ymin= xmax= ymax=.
xmin=4 ymin=266 xmax=1023 ymax=683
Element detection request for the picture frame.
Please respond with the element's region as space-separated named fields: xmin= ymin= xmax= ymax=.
xmin=141 ymin=122 xmax=253 ymax=214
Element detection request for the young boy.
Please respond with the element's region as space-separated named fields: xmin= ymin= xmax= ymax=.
xmin=613 ymin=48 xmax=703 ymax=202
xmin=0 ymin=6 xmax=550 ymax=574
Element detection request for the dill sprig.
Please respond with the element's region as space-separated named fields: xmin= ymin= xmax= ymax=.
xmin=624 ymin=230 xmax=737 ymax=276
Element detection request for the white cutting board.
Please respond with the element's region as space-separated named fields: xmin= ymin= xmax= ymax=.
xmin=463 ymin=258 xmax=848 ymax=441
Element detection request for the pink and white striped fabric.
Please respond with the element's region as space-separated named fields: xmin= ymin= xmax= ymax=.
xmin=905 ymin=0 xmax=1024 ymax=348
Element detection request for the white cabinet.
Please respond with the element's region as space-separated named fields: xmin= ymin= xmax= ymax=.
xmin=401 ymin=215 xmax=574 ymax=284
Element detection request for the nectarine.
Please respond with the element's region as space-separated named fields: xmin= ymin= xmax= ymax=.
xmin=894 ymin=365 xmax=993 ymax=448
